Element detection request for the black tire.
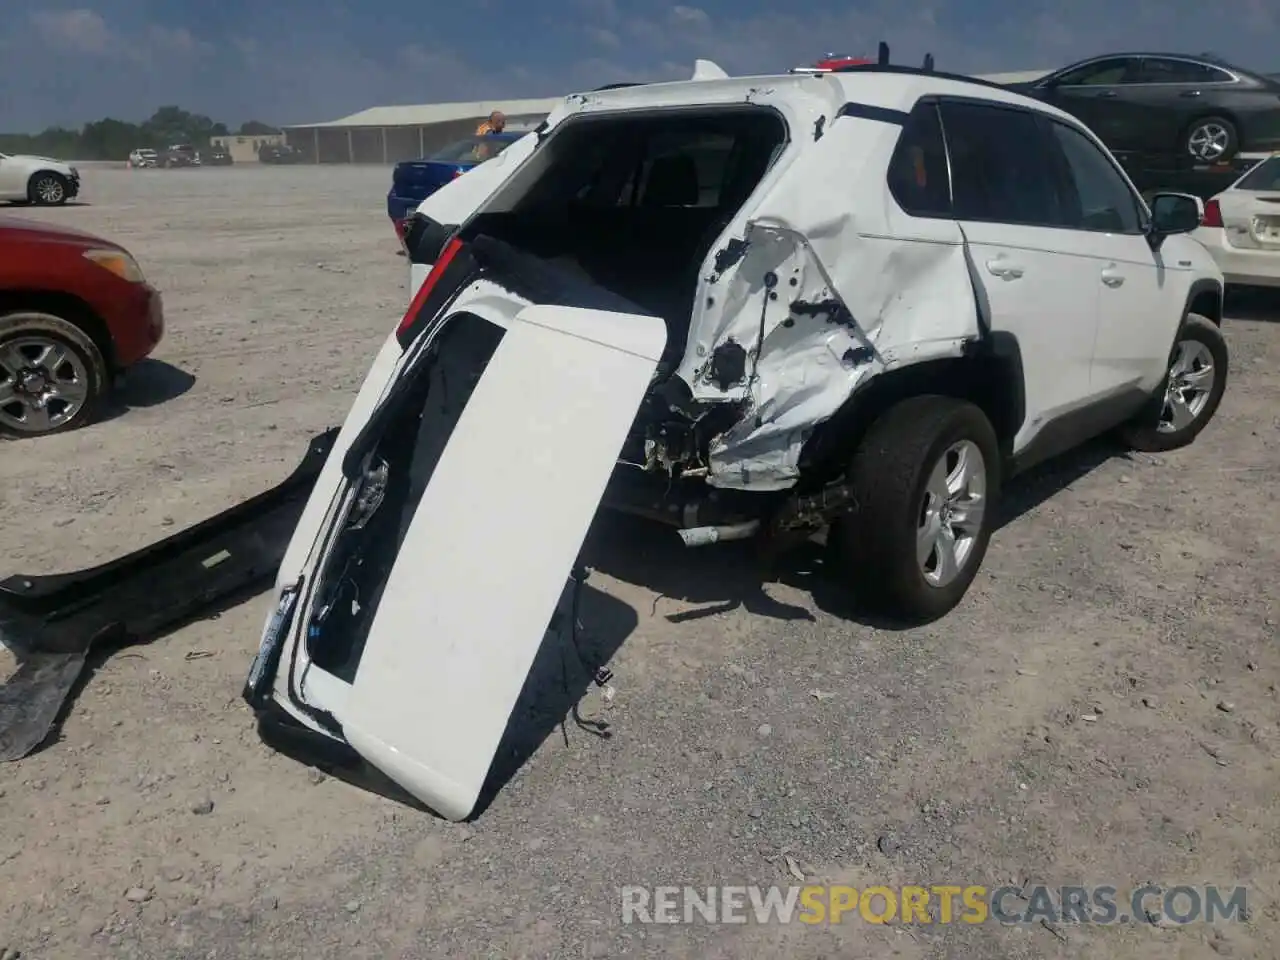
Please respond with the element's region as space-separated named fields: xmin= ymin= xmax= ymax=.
xmin=1183 ymin=115 xmax=1238 ymax=163
xmin=0 ymin=311 xmax=108 ymax=439
xmin=1118 ymin=313 xmax=1228 ymax=453
xmin=27 ymin=171 xmax=70 ymax=206
xmin=830 ymin=395 xmax=1002 ymax=623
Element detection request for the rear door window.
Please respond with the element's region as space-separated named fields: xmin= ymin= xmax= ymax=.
xmin=1136 ymin=58 xmax=1234 ymax=84
xmin=938 ymin=101 xmax=1067 ymax=227
xmin=886 ymin=101 xmax=952 ymax=218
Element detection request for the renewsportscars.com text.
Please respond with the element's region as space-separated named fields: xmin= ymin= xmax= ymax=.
xmin=620 ymin=884 xmax=1248 ymax=926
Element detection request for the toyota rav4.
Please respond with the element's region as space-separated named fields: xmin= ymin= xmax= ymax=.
xmin=243 ymin=59 xmax=1229 ymax=820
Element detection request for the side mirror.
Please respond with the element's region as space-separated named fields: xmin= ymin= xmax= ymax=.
xmin=1148 ymin=192 xmax=1204 ymax=239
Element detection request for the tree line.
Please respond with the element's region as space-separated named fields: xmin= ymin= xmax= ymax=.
xmin=0 ymin=106 xmax=282 ymax=161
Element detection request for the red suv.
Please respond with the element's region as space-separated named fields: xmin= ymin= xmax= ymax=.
xmin=0 ymin=216 xmax=164 ymax=438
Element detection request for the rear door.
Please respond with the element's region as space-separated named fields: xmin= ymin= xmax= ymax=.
xmin=284 ymin=296 xmax=666 ymax=821
xmin=938 ymin=99 xmax=1104 ymax=453
xmin=1125 ymin=57 xmax=1240 ymax=160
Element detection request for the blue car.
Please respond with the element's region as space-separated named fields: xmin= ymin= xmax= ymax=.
xmin=387 ymin=132 xmax=521 ymax=243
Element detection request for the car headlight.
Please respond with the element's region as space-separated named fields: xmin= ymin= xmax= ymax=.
xmin=83 ymin=248 xmax=146 ymax=283
xmin=69 ymin=167 xmax=79 ymax=178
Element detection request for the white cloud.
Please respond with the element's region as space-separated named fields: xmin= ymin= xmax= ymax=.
xmin=586 ymin=27 xmax=621 ymax=49
xmin=30 ymin=9 xmax=114 ymax=54
xmin=670 ymin=6 xmax=712 ymax=28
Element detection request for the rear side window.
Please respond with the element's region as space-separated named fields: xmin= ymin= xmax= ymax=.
xmin=886 ymin=102 xmax=952 ymax=218
xmin=1236 ymin=156 xmax=1280 ymax=191
xmin=939 ymin=101 xmax=1065 ymax=227
xmin=1044 ymin=120 xmax=1143 ymax=233
xmin=1136 ymin=58 xmax=1234 ymax=84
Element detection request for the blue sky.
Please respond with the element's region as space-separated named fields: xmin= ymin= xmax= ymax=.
xmin=1 ymin=0 xmax=1278 ymax=131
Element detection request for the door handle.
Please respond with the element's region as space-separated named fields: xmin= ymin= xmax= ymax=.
xmin=1179 ymin=89 xmax=1203 ymax=98
xmin=1101 ymin=266 xmax=1125 ymax=287
xmin=1095 ymin=90 xmax=1118 ymax=98
xmin=986 ymin=258 xmax=1024 ymax=279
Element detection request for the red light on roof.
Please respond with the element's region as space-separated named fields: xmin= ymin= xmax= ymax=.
xmin=813 ymin=54 xmax=873 ymax=70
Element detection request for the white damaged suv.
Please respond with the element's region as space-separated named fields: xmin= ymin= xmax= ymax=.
xmin=244 ymin=60 xmax=1229 ymax=820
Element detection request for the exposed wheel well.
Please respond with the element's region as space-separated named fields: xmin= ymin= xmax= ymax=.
xmin=0 ymin=290 xmax=115 ymax=368
xmin=1189 ymin=286 xmax=1223 ymax=325
xmin=797 ymin=343 xmax=1025 ymax=486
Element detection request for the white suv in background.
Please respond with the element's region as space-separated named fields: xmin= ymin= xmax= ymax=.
xmin=1194 ymin=153 xmax=1280 ymax=288
xmin=243 ymin=61 xmax=1231 ymax=822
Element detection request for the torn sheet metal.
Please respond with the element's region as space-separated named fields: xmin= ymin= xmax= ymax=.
xmin=0 ymin=429 xmax=335 ymax=760
xmin=674 ymin=110 xmax=981 ymax=490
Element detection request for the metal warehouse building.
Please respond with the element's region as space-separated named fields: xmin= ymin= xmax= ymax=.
xmin=282 ymin=70 xmax=1049 ymax=164
xmin=282 ymin=98 xmax=559 ymax=164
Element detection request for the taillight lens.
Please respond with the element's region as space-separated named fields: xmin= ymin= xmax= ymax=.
xmin=452 ymin=167 xmax=466 ymax=179
xmin=1201 ymin=198 xmax=1223 ymax=228
xmin=395 ymin=237 xmax=464 ymax=339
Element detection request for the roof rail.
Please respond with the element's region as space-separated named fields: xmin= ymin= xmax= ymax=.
xmin=829 ymin=61 xmax=1017 ymax=92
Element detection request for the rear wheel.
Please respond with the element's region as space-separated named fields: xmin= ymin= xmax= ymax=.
xmin=0 ymin=311 xmax=108 ymax=438
xmin=28 ymin=172 xmax=69 ymax=206
xmin=831 ymin=395 xmax=1001 ymax=623
xmin=1183 ymin=116 xmax=1238 ymax=163
xmin=1118 ymin=314 xmax=1227 ymax=452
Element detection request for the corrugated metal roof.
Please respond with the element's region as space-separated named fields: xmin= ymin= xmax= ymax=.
xmin=285 ymin=98 xmax=563 ymax=129
xmin=286 ymin=71 xmax=1053 ymax=129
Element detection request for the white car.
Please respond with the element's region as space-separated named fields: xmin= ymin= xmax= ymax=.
xmin=128 ymin=148 xmax=158 ymax=169
xmin=0 ymin=152 xmax=80 ymax=205
xmin=1193 ymin=153 xmax=1280 ymax=288
xmin=243 ymin=58 xmax=1229 ymax=821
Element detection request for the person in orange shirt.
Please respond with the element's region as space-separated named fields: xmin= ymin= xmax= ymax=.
xmin=475 ymin=111 xmax=506 ymax=136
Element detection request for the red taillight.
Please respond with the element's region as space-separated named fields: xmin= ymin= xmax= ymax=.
xmin=1201 ymin=198 xmax=1223 ymax=228
xmin=452 ymin=167 xmax=466 ymax=179
xmin=396 ymin=236 xmax=464 ymax=337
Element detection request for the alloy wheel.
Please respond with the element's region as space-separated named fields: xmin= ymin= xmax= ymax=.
xmin=0 ymin=336 xmax=90 ymax=434
xmin=1187 ymin=123 xmax=1230 ymax=162
xmin=916 ymin=440 xmax=987 ymax=588
xmin=1158 ymin=339 xmax=1215 ymax=434
xmin=33 ymin=175 xmax=65 ymax=204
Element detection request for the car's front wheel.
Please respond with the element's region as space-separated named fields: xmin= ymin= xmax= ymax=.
xmin=831 ymin=395 xmax=1001 ymax=623
xmin=1119 ymin=313 xmax=1228 ymax=452
xmin=0 ymin=311 xmax=108 ymax=438
xmin=28 ymin=172 xmax=70 ymax=206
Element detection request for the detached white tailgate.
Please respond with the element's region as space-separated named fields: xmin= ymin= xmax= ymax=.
xmin=339 ymin=303 xmax=665 ymax=820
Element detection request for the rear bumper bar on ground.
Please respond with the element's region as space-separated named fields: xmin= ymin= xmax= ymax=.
xmin=0 ymin=428 xmax=337 ymax=761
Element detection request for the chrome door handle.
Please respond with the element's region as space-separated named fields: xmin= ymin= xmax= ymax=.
xmin=1101 ymin=267 xmax=1125 ymax=287
xmin=986 ymin=258 xmax=1024 ymax=279
xmin=1179 ymin=89 xmax=1203 ymax=98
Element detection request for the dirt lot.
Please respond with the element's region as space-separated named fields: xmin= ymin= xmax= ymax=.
xmin=1 ymin=164 xmax=1278 ymax=959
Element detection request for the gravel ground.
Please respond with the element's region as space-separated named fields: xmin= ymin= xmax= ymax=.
xmin=1 ymin=165 xmax=1278 ymax=960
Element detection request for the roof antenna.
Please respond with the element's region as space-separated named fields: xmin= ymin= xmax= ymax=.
xmin=877 ymin=41 xmax=890 ymax=65
xmin=922 ymin=53 xmax=934 ymax=72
